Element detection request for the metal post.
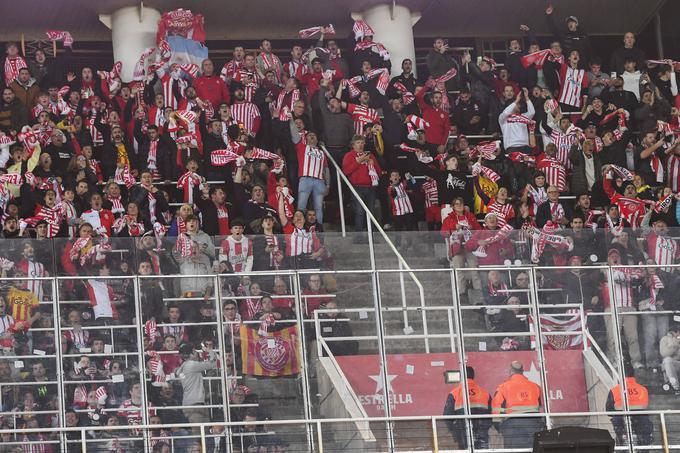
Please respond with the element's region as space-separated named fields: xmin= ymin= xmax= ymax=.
xmin=529 ymin=268 xmax=552 ymax=429
xmin=336 ymin=170 xmax=346 ymax=237
xmin=450 ymin=269 xmax=474 ymax=450
xmin=605 ymin=266 xmax=634 ymax=448
xmin=81 ymin=428 xmax=87 ymax=452
xmin=292 ymin=272 xmax=315 ymax=451
xmin=316 ymin=420 xmax=324 ymax=453
xmin=655 ymin=13 xmax=664 ymax=59
xmin=200 ymin=424 xmax=207 ymax=453
xmin=398 ymin=260 xmax=411 ymax=334
xmin=213 ymin=274 xmax=232 ymax=453
xmin=660 ymin=413 xmax=670 ymax=453
xmin=431 ymin=417 xmax=440 ymax=453
xmin=371 ymin=267 xmax=395 ymax=452
xmin=133 ymin=275 xmax=151 ymax=451
xmin=52 ymin=277 xmax=66 ymax=451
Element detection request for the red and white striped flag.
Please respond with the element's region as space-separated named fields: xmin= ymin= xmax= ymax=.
xmin=529 ymin=313 xmax=583 ymax=350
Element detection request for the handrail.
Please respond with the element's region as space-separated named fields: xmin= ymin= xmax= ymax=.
xmin=322 ymin=146 xmax=429 ymax=350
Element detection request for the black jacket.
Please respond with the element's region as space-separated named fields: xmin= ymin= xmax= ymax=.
xmin=536 ymin=200 xmax=573 ymax=227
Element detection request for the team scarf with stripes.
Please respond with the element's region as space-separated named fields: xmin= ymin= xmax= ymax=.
xmin=609 ymin=165 xmax=634 ymax=181
xmin=488 ymin=280 xmax=509 ymax=297
xmin=113 ymin=215 xmax=145 ymax=236
xmin=354 ymin=40 xmax=390 ymax=61
xmin=432 ymin=67 xmax=458 ymax=85
xmin=392 ymin=81 xmax=415 ymax=104
xmin=114 ymin=165 xmax=136 ymax=189
xmin=655 ymin=193 xmax=674 ymax=213
xmin=524 ymin=223 xmax=573 ymax=263
xmin=647 ymin=274 xmax=665 ymax=310
xmin=45 ymin=30 xmax=74 ymax=47
xmin=147 ymin=138 xmax=159 ymax=171
xmin=174 ymin=232 xmax=195 ymax=257
xmin=258 ymin=313 xmax=276 ymax=336
xmin=298 ymin=24 xmax=335 ymax=39
xmin=471 ymin=224 xmax=513 ymax=258
xmin=177 ymin=171 xmax=203 ymax=204
xmin=343 ymin=68 xmax=390 ymax=97
xmin=468 ymin=140 xmax=499 ymax=160
xmin=98 ymin=61 xmax=122 ymax=93
xmin=107 ymin=196 xmax=125 ymax=215
xmin=507 ymin=113 xmax=536 ymax=131
xmin=249 ymin=147 xmax=281 ymax=161
xmin=471 ymin=162 xmax=500 ymax=183
xmin=3 ymin=56 xmax=27 ymax=86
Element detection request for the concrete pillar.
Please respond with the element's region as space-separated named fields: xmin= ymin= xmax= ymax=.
xmin=99 ymin=5 xmax=161 ymax=83
xmin=353 ymin=4 xmax=421 ymax=78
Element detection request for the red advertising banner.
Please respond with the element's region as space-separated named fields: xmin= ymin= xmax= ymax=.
xmin=335 ymin=351 xmax=588 ymax=416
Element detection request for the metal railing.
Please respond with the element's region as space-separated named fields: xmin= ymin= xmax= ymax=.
xmin=0 ymin=410 xmax=677 ymax=452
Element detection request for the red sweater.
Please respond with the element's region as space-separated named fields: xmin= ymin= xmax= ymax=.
xmin=193 ymin=74 xmax=230 ymax=108
xmin=416 ymin=85 xmax=451 ymax=146
xmin=342 ymin=150 xmax=382 ymax=188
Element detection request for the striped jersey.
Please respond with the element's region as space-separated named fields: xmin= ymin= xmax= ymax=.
xmin=347 ymin=103 xmax=380 ymax=135
xmin=283 ymin=224 xmax=321 ymax=256
xmin=233 ymin=69 xmax=262 ymax=102
xmin=667 ymin=155 xmax=680 ymax=192
xmin=296 ymin=143 xmax=327 ymax=180
xmin=609 ymin=270 xmax=635 ymax=308
xmin=275 ymin=89 xmax=301 ymax=121
xmin=230 ymin=102 xmax=261 ymax=136
xmin=537 ymin=157 xmax=567 ymax=192
xmin=389 ymin=182 xmax=414 ymax=216
xmin=17 ymin=259 xmax=45 ymax=301
xmin=487 ymin=200 xmax=515 ymax=227
xmin=647 ymin=231 xmax=678 ymax=272
xmin=549 ymin=130 xmax=578 ymax=170
xmin=422 ymin=179 xmax=439 ymax=208
xmin=221 ymin=236 xmax=254 ymax=273
xmin=558 ymin=64 xmax=588 ymax=108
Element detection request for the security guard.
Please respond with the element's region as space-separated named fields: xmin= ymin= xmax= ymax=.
xmin=443 ymin=366 xmax=492 ymax=448
xmin=606 ymin=362 xmax=652 ymax=446
xmin=491 ymin=361 xmax=543 ymax=449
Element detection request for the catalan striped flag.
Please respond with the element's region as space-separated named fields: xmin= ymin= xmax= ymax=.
xmin=240 ymin=325 xmax=301 ymax=377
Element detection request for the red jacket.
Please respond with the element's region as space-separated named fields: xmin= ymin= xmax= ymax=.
xmin=464 ymin=228 xmax=515 ymax=265
xmin=441 ymin=211 xmax=481 ymax=237
xmin=342 ymin=150 xmax=382 ymax=188
xmin=416 ymin=85 xmax=451 ymax=146
xmin=193 ymin=74 xmax=230 ymax=108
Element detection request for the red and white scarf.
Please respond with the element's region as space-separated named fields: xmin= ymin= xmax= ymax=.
xmin=174 ymin=232 xmax=195 ymax=257
xmin=113 ymin=215 xmax=145 ymax=236
xmin=392 ymin=81 xmax=414 ymax=104
xmin=298 ymin=24 xmax=335 ymax=39
xmin=647 ymin=274 xmax=664 ymax=310
xmin=343 ymin=68 xmax=390 ymax=97
xmin=507 ymin=113 xmax=536 ymax=132
xmin=471 ymin=224 xmax=513 ymax=258
xmin=177 ymin=171 xmax=203 ymax=204
xmin=3 ymin=56 xmax=27 ymax=86
xmin=525 ymin=224 xmax=573 ymax=263
xmin=114 ymin=165 xmax=136 ymax=189
xmin=45 ymin=30 xmax=74 ymax=47
xmin=471 ymin=162 xmax=500 ymax=183
xmin=469 ymin=141 xmax=499 ymax=160
xmin=147 ymin=139 xmax=159 ymax=171
xmin=354 ymin=40 xmax=390 ymax=61
xmin=258 ymin=313 xmax=276 ymax=336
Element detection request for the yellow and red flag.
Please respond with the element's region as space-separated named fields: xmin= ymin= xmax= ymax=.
xmin=240 ymin=325 xmax=301 ymax=376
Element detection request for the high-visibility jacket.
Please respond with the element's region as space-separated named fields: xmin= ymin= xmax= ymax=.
xmin=607 ymin=377 xmax=649 ymax=411
xmin=445 ymin=379 xmax=492 ymax=414
xmin=491 ymin=374 xmax=542 ymax=414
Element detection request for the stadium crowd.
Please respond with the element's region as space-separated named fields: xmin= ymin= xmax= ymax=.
xmin=0 ymin=2 xmax=680 ymax=451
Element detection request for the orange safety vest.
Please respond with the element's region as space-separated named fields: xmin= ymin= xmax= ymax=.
xmin=611 ymin=377 xmax=649 ymax=410
xmin=491 ymin=374 xmax=541 ymax=414
xmin=450 ymin=379 xmax=491 ymax=411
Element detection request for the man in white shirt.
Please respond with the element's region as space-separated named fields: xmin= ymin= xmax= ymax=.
xmin=499 ymin=88 xmax=535 ymax=154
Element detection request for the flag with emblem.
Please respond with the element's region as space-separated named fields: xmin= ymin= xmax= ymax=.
xmin=529 ymin=313 xmax=584 ymax=350
xmin=240 ymin=325 xmax=300 ymax=377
